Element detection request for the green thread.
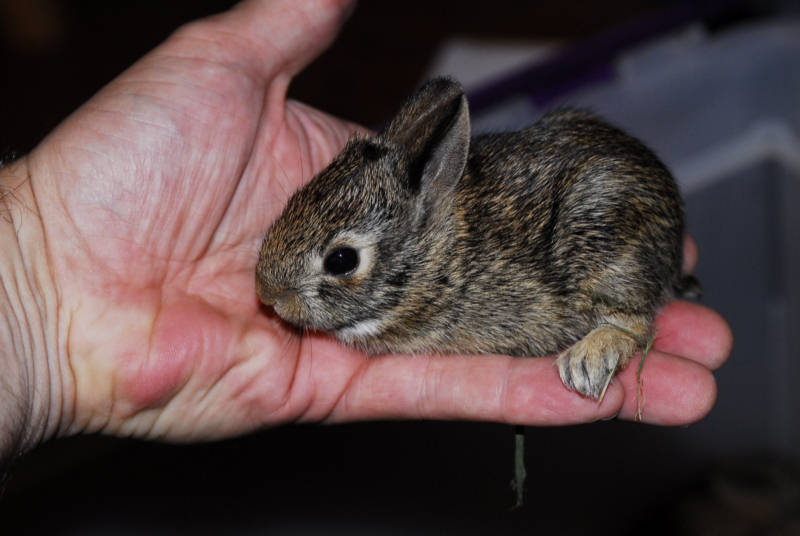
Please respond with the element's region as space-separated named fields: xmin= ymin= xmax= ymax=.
xmin=508 ymin=324 xmax=658 ymax=510
xmin=597 ymin=322 xmax=659 ymax=420
xmin=510 ymin=425 xmax=526 ymax=509
xmin=635 ymin=329 xmax=658 ymax=422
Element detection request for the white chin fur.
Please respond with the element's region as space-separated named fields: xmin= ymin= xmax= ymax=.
xmin=336 ymin=318 xmax=385 ymax=343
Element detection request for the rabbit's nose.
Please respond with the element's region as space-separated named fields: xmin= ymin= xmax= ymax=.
xmin=259 ymin=294 xmax=277 ymax=306
xmin=255 ymin=277 xmax=281 ymax=306
xmin=256 ymin=277 xmax=300 ymax=317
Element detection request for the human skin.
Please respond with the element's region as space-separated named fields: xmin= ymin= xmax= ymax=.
xmin=0 ymin=0 xmax=732 ymax=466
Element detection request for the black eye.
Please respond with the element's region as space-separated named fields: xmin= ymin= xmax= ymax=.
xmin=323 ymin=247 xmax=359 ymax=276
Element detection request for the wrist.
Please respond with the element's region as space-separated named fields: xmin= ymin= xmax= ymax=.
xmin=0 ymin=157 xmax=70 ymax=464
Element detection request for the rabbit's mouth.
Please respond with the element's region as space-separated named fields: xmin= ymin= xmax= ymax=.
xmin=271 ymin=295 xmax=308 ymax=326
xmin=256 ymin=277 xmax=310 ymax=326
xmin=257 ymin=284 xmax=309 ymax=327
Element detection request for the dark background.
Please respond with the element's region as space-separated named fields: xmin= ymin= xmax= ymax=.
xmin=0 ymin=0 xmax=680 ymax=155
xmin=2 ymin=1 xmax=797 ymax=534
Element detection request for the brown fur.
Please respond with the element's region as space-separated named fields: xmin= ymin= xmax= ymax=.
xmin=256 ymin=77 xmax=694 ymax=398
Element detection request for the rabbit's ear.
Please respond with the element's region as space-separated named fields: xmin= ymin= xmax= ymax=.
xmin=384 ymin=77 xmax=470 ymax=215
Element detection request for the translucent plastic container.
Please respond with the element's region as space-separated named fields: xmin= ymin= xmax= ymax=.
xmin=472 ymin=19 xmax=800 ymax=456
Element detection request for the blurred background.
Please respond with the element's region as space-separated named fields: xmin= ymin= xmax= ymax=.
xmin=3 ymin=0 xmax=800 ymax=534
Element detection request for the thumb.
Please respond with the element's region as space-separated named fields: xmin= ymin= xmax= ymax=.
xmin=210 ymin=0 xmax=356 ymax=80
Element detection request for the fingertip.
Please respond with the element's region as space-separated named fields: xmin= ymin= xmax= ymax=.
xmin=701 ymin=310 xmax=734 ymax=370
xmin=691 ymin=370 xmax=718 ymax=424
xmin=663 ymin=361 xmax=718 ymax=426
xmin=655 ymin=301 xmax=733 ymax=370
xmin=616 ymin=352 xmax=718 ymax=425
xmin=191 ymin=0 xmax=358 ymax=81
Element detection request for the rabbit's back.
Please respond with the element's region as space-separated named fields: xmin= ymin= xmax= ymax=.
xmin=440 ymin=109 xmax=685 ymax=355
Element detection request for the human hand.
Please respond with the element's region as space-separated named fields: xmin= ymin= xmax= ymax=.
xmin=0 ymin=0 xmax=731 ymax=456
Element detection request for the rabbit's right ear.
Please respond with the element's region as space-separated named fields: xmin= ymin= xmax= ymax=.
xmin=383 ymin=77 xmax=470 ymax=217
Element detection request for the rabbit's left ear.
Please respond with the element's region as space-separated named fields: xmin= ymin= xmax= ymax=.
xmin=383 ymin=77 xmax=470 ymax=217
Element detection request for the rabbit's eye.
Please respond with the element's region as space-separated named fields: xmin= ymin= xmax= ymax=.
xmin=324 ymin=246 xmax=359 ymax=276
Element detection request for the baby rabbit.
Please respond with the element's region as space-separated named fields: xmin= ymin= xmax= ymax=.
xmin=256 ymin=77 xmax=696 ymax=399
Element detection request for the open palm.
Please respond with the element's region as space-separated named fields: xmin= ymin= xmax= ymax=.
xmin=22 ymin=0 xmax=731 ymax=444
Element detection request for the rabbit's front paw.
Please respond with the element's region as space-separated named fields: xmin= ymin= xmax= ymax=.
xmin=555 ymin=324 xmax=640 ymax=399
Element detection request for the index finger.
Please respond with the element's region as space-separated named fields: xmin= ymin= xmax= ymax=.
xmin=326 ymin=350 xmax=624 ymax=426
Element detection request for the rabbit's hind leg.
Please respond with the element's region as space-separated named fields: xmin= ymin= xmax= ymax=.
xmin=555 ymin=312 xmax=650 ymax=399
